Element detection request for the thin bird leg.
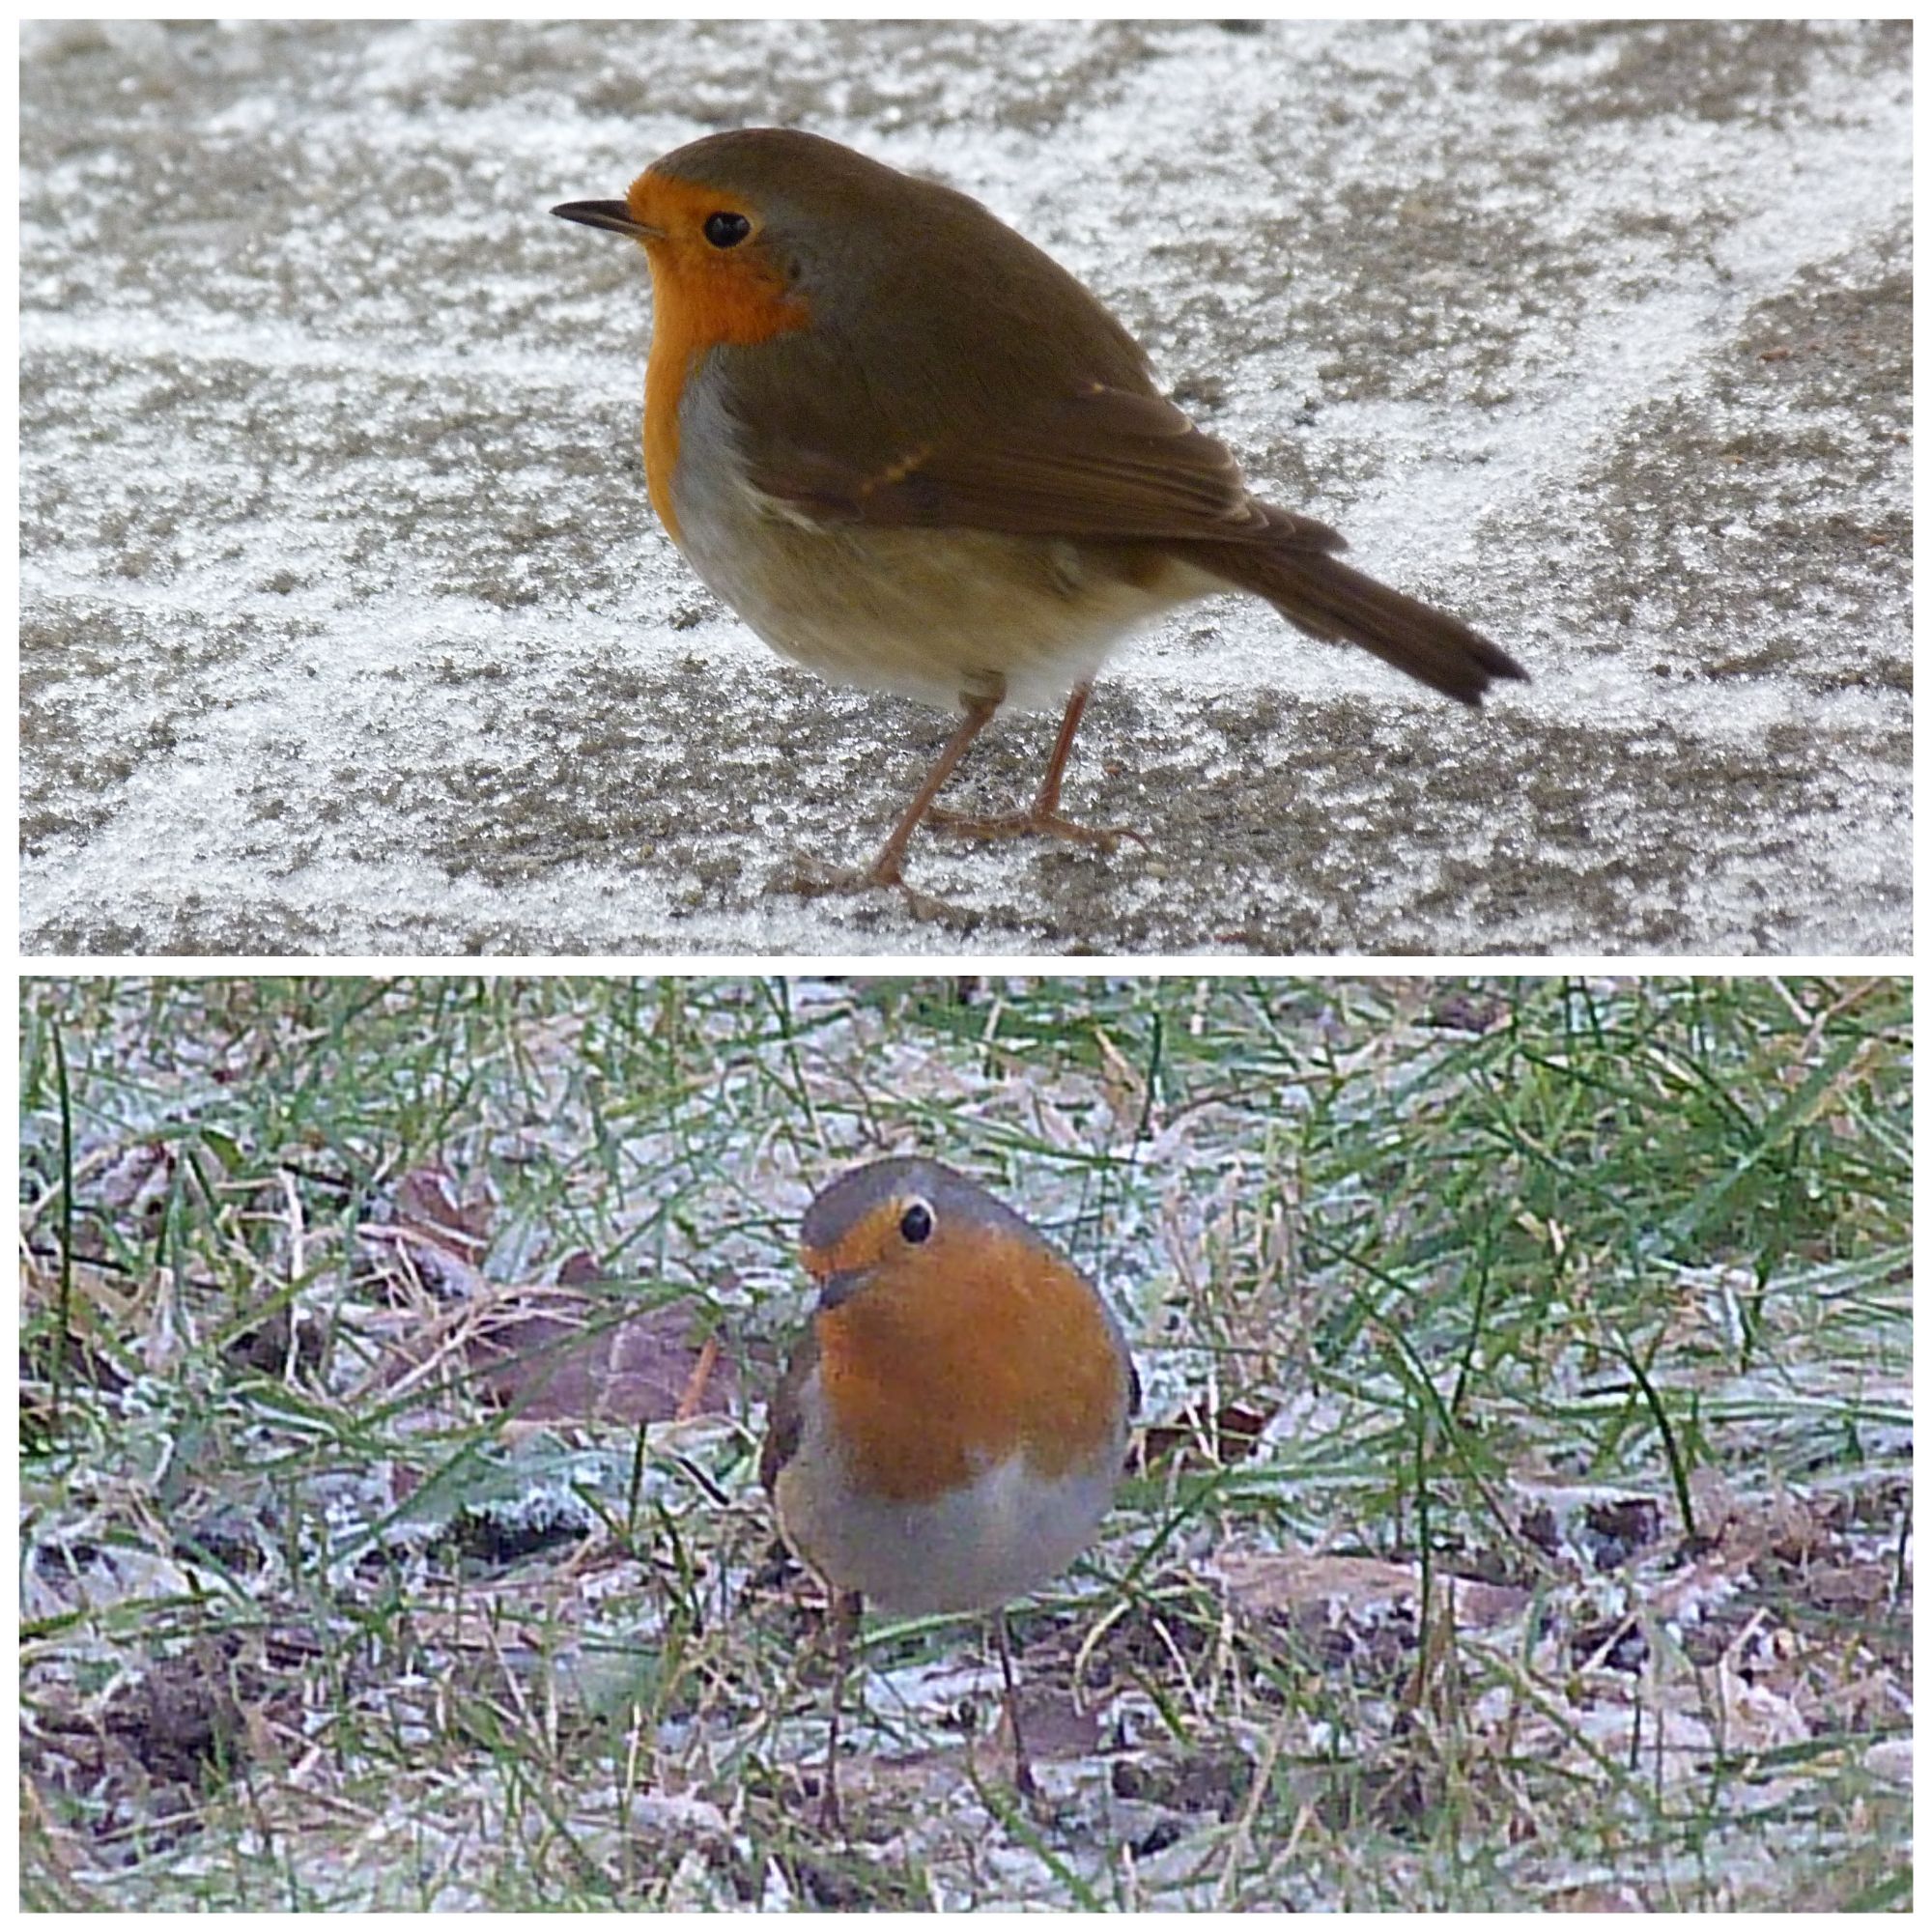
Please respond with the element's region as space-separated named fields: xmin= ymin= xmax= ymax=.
xmin=819 ymin=1589 xmax=863 ymax=1834
xmin=861 ymin=694 xmax=1002 ymax=888
xmin=992 ymin=1607 xmax=1039 ymax=1801
xmin=929 ymin=682 xmax=1148 ymax=852
xmin=1030 ymin=679 xmax=1095 ymax=820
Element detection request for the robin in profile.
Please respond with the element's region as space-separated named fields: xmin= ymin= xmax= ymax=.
xmin=554 ymin=128 xmax=1525 ymax=895
xmin=759 ymin=1156 xmax=1138 ymax=1832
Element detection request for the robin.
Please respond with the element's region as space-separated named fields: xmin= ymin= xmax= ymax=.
xmin=554 ymin=128 xmax=1525 ymax=895
xmin=759 ymin=1156 xmax=1137 ymax=1831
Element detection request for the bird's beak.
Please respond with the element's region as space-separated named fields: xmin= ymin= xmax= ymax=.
xmin=552 ymin=199 xmax=663 ymax=241
xmin=814 ymin=1265 xmax=874 ymax=1314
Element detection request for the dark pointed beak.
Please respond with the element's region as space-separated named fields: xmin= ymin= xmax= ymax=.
xmin=552 ymin=199 xmax=662 ymax=241
xmin=815 ymin=1266 xmax=874 ymax=1314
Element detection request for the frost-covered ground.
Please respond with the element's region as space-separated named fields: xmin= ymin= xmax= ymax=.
xmin=19 ymin=19 xmax=1911 ymax=956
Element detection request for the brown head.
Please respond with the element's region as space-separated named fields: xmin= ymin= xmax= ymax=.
xmin=556 ymin=128 xmax=1146 ymax=363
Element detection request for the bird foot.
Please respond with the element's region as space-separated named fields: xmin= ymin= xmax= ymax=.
xmin=815 ymin=1787 xmax=845 ymax=1837
xmin=968 ymin=1735 xmax=1047 ymax=1821
xmin=926 ymin=805 xmax=1150 ymax=854
xmin=780 ymin=852 xmax=978 ymax=927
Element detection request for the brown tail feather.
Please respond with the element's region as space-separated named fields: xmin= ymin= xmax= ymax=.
xmin=1200 ymin=529 xmax=1526 ymax=706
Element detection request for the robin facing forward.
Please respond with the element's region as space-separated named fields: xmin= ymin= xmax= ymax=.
xmin=760 ymin=1156 xmax=1137 ymax=1830
xmin=555 ymin=128 xmax=1525 ymax=893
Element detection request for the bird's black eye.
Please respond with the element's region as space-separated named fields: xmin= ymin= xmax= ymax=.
xmin=898 ymin=1200 xmax=934 ymax=1244
xmin=702 ymin=212 xmax=752 ymax=248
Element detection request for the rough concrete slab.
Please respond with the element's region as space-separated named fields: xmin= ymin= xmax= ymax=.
xmin=19 ymin=18 xmax=1910 ymax=956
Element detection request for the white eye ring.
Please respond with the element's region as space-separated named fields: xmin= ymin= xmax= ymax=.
xmin=897 ymin=1198 xmax=935 ymax=1244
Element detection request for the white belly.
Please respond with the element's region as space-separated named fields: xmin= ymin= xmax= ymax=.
xmin=780 ymin=1451 xmax=1120 ymax=1616
xmin=774 ymin=1375 xmax=1123 ymax=1616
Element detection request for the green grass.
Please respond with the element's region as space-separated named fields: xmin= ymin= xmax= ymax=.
xmin=18 ymin=975 xmax=1912 ymax=1908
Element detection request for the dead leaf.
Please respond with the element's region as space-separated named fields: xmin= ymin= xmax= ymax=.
xmin=370 ymin=1166 xmax=497 ymax=1300
xmin=1140 ymin=1400 xmax=1272 ymax=1472
xmin=467 ymin=1283 xmax=739 ymax=1428
xmin=1215 ymin=1548 xmax=1529 ymax=1633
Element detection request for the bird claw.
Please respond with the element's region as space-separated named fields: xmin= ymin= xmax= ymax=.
xmin=779 ymin=852 xmax=978 ymax=926
xmin=926 ymin=805 xmax=1150 ymax=854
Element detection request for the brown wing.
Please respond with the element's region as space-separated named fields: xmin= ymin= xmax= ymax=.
xmin=758 ymin=1323 xmax=818 ymax=1494
xmin=739 ymin=383 xmax=1340 ymax=549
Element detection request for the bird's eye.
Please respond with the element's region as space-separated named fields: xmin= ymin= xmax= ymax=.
xmin=702 ymin=212 xmax=752 ymax=248
xmin=898 ymin=1200 xmax=934 ymax=1244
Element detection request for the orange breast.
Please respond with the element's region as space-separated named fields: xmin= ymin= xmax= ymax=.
xmin=626 ymin=171 xmax=810 ymax=547
xmin=814 ymin=1228 xmax=1126 ymax=1505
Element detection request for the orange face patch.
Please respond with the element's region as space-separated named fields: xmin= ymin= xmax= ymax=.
xmin=801 ymin=1193 xmax=914 ymax=1286
xmin=810 ymin=1209 xmax=1126 ymax=1506
xmin=625 ymin=169 xmax=810 ymax=543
